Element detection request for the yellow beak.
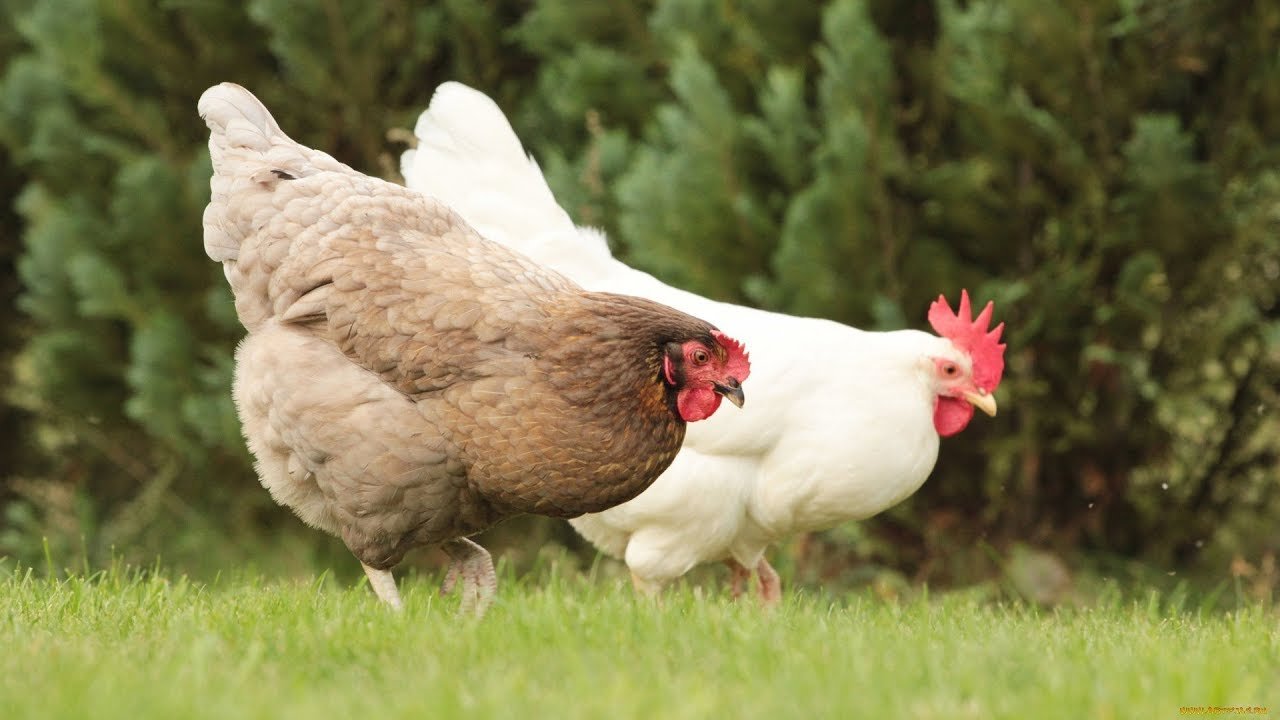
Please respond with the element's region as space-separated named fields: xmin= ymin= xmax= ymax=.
xmin=962 ymin=389 xmax=998 ymax=417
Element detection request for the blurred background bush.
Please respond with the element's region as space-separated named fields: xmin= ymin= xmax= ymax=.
xmin=1 ymin=0 xmax=1276 ymax=598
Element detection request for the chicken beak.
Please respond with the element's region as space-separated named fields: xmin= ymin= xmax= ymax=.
xmin=714 ymin=378 xmax=745 ymax=408
xmin=962 ymin=388 xmax=998 ymax=417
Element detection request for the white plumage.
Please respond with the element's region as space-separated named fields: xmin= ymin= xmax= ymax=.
xmin=401 ymin=82 xmax=1005 ymax=599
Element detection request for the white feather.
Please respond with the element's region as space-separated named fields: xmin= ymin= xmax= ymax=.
xmin=402 ymin=82 xmax=977 ymax=590
xmin=401 ymin=82 xmax=614 ymax=283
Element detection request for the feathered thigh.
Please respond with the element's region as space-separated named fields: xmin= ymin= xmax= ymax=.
xmin=232 ymin=323 xmax=473 ymax=567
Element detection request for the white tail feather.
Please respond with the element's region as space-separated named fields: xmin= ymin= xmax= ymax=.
xmin=401 ymin=82 xmax=615 ymax=279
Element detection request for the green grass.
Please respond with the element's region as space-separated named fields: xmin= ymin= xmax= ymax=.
xmin=1 ymin=568 xmax=1277 ymax=720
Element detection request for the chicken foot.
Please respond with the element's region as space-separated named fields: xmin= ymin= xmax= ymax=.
xmin=727 ymin=559 xmax=751 ymax=599
xmin=724 ymin=557 xmax=782 ymax=607
xmin=756 ymin=557 xmax=782 ymax=606
xmin=440 ymin=537 xmax=497 ymax=615
xmin=361 ymin=562 xmax=404 ymax=611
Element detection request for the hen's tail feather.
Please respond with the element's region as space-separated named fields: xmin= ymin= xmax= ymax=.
xmin=199 ymin=82 xmax=346 ymax=263
xmin=198 ymin=82 xmax=286 ymax=155
xmin=402 ymin=82 xmax=613 ymax=272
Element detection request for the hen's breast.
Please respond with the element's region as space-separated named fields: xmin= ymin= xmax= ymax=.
xmin=444 ymin=329 xmax=686 ymax=520
xmin=748 ymin=360 xmax=942 ymax=538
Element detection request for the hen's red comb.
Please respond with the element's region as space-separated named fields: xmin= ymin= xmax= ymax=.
xmin=928 ymin=289 xmax=1006 ymax=392
xmin=712 ymin=330 xmax=752 ymax=381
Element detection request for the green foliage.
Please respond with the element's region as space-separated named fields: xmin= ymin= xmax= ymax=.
xmin=616 ymin=41 xmax=771 ymax=300
xmin=0 ymin=3 xmax=34 ymax=518
xmin=762 ymin=0 xmax=907 ymax=320
xmin=1 ymin=0 xmax=1276 ymax=589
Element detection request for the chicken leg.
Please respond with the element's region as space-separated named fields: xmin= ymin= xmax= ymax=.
xmin=726 ymin=559 xmax=752 ymax=599
xmin=725 ymin=557 xmax=782 ymax=607
xmin=440 ymin=537 xmax=497 ymax=615
xmin=362 ymin=562 xmax=404 ymax=610
xmin=755 ymin=556 xmax=782 ymax=606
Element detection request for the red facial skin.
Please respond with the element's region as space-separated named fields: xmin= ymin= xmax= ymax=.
xmin=663 ymin=332 xmax=751 ymax=422
xmin=932 ymin=356 xmax=979 ymax=437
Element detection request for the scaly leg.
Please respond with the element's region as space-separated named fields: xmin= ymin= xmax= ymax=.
xmin=724 ymin=557 xmax=782 ymax=606
xmin=361 ymin=562 xmax=404 ymax=611
xmin=755 ymin=556 xmax=782 ymax=607
xmin=724 ymin=558 xmax=752 ymax=600
xmin=440 ymin=537 xmax=497 ymax=616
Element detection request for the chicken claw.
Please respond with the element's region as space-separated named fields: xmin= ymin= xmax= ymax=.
xmin=755 ymin=557 xmax=782 ymax=607
xmin=726 ymin=559 xmax=752 ymax=599
xmin=440 ymin=537 xmax=497 ymax=616
xmin=361 ymin=563 xmax=404 ymax=611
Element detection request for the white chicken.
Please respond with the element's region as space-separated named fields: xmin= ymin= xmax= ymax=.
xmin=401 ymin=82 xmax=1006 ymax=601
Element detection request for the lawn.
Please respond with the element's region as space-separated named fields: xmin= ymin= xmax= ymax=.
xmin=1 ymin=567 xmax=1276 ymax=720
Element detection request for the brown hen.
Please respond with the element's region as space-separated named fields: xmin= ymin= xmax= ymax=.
xmin=198 ymin=83 xmax=750 ymax=613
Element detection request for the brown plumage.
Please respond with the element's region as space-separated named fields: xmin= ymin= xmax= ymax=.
xmin=198 ymin=83 xmax=750 ymax=613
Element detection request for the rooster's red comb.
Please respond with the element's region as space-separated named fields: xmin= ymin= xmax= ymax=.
xmin=928 ymin=289 xmax=1006 ymax=392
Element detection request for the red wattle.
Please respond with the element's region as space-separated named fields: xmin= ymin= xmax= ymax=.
xmin=933 ymin=396 xmax=975 ymax=437
xmin=677 ymin=387 xmax=723 ymax=422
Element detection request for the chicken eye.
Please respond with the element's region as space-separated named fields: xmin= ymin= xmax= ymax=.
xmin=942 ymin=362 xmax=959 ymax=377
xmin=691 ymin=349 xmax=710 ymax=365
